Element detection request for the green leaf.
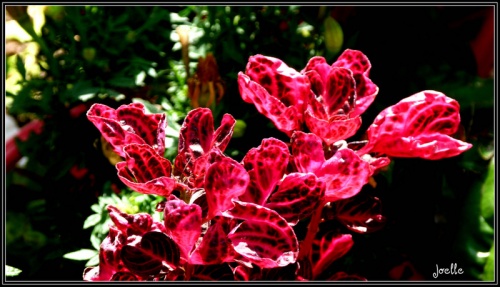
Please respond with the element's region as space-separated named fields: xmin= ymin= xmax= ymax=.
xmin=15 ymin=55 xmax=26 ymax=81
xmin=86 ymin=254 xmax=100 ymax=267
xmin=63 ymin=249 xmax=98 ymax=261
xmin=83 ymin=213 xmax=102 ymax=229
xmin=480 ymin=157 xmax=494 ymax=226
xmin=482 ymin=243 xmax=494 ymax=281
xmin=5 ymin=265 xmax=23 ymax=277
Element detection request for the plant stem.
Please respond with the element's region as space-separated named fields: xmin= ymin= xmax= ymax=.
xmin=299 ymin=199 xmax=326 ymax=261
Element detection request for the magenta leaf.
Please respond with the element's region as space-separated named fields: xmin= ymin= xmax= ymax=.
xmin=189 ymin=217 xmax=236 ymax=265
xmin=238 ymin=73 xmax=303 ymax=136
xmin=331 ymin=49 xmax=379 ymax=117
xmin=83 ymin=226 xmax=126 ymax=281
xmin=332 ymin=194 xmax=386 ymax=233
xmin=174 ymin=108 xmax=235 ymax=185
xmin=222 ymin=200 xmax=299 ymax=268
xmin=87 ymin=102 xmax=166 ymax=157
xmin=316 ymin=148 xmax=372 ymax=202
xmin=304 ymin=110 xmax=362 ymax=145
xmin=361 ymin=90 xmax=472 ymax=160
xmin=204 ymin=156 xmax=250 ymax=219
xmin=110 ymin=271 xmax=139 ymax=281
xmin=107 ymin=205 xmax=153 ymax=236
xmin=291 ymin=131 xmax=326 ymax=173
xmin=239 ymin=138 xmax=290 ymax=205
xmin=312 ymin=233 xmax=353 ymax=279
xmin=265 ymin=173 xmax=325 ymax=225
xmin=163 ymin=196 xmax=202 ymax=259
xmin=189 ymin=264 xmax=234 ymax=280
xmin=116 ymin=144 xmax=178 ymax=197
xmin=120 ymin=231 xmax=181 ymax=276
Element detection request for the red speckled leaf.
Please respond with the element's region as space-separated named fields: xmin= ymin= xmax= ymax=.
xmin=83 ymin=226 xmax=126 ymax=281
xmin=332 ymin=194 xmax=386 ymax=233
xmin=107 ymin=205 xmax=153 ymax=236
xmin=240 ymin=138 xmax=290 ymax=205
xmin=331 ymin=49 xmax=379 ymax=117
xmin=265 ymin=173 xmax=325 ymax=225
xmin=323 ymin=68 xmax=356 ymax=115
xmin=121 ymin=231 xmax=180 ymax=276
xmin=222 ymin=200 xmax=299 ymax=268
xmin=312 ymin=233 xmax=353 ymax=279
xmin=87 ymin=103 xmax=166 ymax=157
xmin=244 ymin=54 xmax=308 ymax=112
xmin=189 ymin=217 xmax=235 ymax=265
xmin=316 ymin=148 xmax=371 ymax=202
xmin=116 ymin=144 xmax=177 ymax=197
xmin=362 ymin=90 xmax=472 ymax=160
xmin=304 ymin=108 xmax=362 ymax=146
xmin=163 ymin=196 xmax=202 ymax=259
xmin=238 ymin=73 xmax=303 ymax=136
xmin=291 ymin=131 xmax=325 ymax=173
xmin=189 ymin=264 xmax=235 ymax=280
xmin=110 ymin=271 xmax=139 ymax=281
xmin=174 ymin=108 xmax=235 ymax=182
xmin=205 ymin=156 xmax=249 ymax=219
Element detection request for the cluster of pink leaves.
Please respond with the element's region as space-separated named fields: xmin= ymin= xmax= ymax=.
xmin=83 ymin=49 xmax=472 ymax=281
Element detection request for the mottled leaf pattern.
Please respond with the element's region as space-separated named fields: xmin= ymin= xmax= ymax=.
xmin=312 ymin=233 xmax=353 ymax=279
xmin=204 ymin=156 xmax=250 ymax=219
xmin=189 ymin=217 xmax=235 ymax=265
xmin=116 ymin=144 xmax=178 ymax=197
xmin=316 ymin=148 xmax=372 ymax=202
xmin=87 ymin=103 xmax=166 ymax=157
xmin=331 ymin=49 xmax=379 ymax=117
xmin=238 ymin=73 xmax=303 ymax=136
xmin=361 ymin=90 xmax=472 ymax=160
xmin=291 ymin=131 xmax=326 ymax=173
xmin=107 ymin=205 xmax=153 ymax=236
xmin=174 ymin=108 xmax=235 ymax=185
xmin=121 ymin=231 xmax=180 ymax=276
xmin=163 ymin=196 xmax=202 ymax=259
xmin=265 ymin=173 xmax=325 ymax=225
xmin=223 ymin=201 xmax=299 ymax=268
xmin=240 ymin=138 xmax=290 ymax=205
xmin=332 ymin=194 xmax=386 ymax=233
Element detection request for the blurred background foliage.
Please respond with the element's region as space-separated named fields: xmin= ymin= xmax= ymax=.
xmin=4 ymin=5 xmax=494 ymax=281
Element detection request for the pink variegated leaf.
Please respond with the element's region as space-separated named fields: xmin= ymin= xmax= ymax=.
xmin=116 ymin=162 xmax=182 ymax=197
xmin=110 ymin=271 xmax=139 ymax=281
xmin=189 ymin=264 xmax=234 ymax=280
xmin=316 ymin=148 xmax=371 ymax=202
xmin=361 ymin=90 xmax=472 ymax=160
xmin=244 ymin=54 xmax=309 ymax=111
xmin=174 ymin=108 xmax=235 ymax=181
xmin=163 ymin=196 xmax=202 ymax=260
xmin=107 ymin=205 xmax=153 ymax=236
xmin=304 ymin=109 xmax=362 ymax=146
xmin=205 ymin=156 xmax=250 ymax=219
xmin=83 ymin=226 xmax=126 ymax=281
xmin=312 ymin=233 xmax=353 ymax=279
xmin=87 ymin=103 xmax=167 ymax=157
xmin=302 ymin=56 xmax=331 ymax=84
xmin=120 ymin=231 xmax=181 ymax=276
xmin=332 ymin=194 xmax=386 ymax=233
xmin=222 ymin=200 xmax=299 ymax=268
xmin=291 ymin=131 xmax=325 ymax=173
xmin=240 ymin=138 xmax=290 ymax=205
xmin=265 ymin=173 xmax=325 ymax=225
xmin=322 ymin=67 xmax=356 ymax=116
xmin=189 ymin=217 xmax=236 ymax=265
xmin=238 ymin=73 xmax=303 ymax=137
xmin=331 ymin=49 xmax=379 ymax=116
